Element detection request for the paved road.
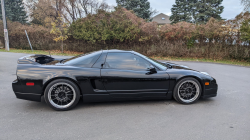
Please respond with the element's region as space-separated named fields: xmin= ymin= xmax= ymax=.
xmin=0 ymin=52 xmax=250 ymax=140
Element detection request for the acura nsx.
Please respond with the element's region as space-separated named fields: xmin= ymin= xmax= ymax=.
xmin=12 ymin=50 xmax=218 ymax=111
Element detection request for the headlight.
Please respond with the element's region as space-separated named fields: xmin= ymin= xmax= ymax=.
xmin=211 ymin=78 xmax=217 ymax=84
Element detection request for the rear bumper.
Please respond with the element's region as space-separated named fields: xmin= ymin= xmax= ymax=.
xmin=12 ymin=79 xmax=42 ymax=102
xmin=14 ymin=92 xmax=41 ymax=102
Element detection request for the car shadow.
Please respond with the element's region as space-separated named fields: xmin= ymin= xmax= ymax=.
xmin=22 ymin=96 xmax=216 ymax=111
xmin=199 ymin=98 xmax=215 ymax=103
xmin=74 ymin=98 xmax=215 ymax=110
xmin=78 ymin=99 xmax=174 ymax=108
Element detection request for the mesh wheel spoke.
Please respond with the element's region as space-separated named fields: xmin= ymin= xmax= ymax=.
xmin=48 ymin=82 xmax=76 ymax=109
xmin=178 ymin=80 xmax=200 ymax=103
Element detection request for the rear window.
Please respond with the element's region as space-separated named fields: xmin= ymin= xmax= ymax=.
xmin=64 ymin=51 xmax=102 ymax=67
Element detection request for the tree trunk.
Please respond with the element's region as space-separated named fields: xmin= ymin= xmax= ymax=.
xmin=61 ymin=40 xmax=64 ymax=53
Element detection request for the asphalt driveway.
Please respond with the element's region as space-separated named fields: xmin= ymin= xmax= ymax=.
xmin=0 ymin=52 xmax=249 ymax=140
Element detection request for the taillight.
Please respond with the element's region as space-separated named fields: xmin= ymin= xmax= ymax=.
xmin=26 ymin=82 xmax=34 ymax=86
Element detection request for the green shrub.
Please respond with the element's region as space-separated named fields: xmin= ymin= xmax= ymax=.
xmin=69 ymin=8 xmax=158 ymax=44
xmin=70 ymin=8 xmax=141 ymax=44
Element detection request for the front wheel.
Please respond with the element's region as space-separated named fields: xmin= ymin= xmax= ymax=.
xmin=173 ymin=77 xmax=202 ymax=104
xmin=44 ymin=79 xmax=80 ymax=111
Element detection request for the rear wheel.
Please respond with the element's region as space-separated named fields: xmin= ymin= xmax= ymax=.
xmin=173 ymin=77 xmax=201 ymax=104
xmin=44 ymin=79 xmax=80 ymax=111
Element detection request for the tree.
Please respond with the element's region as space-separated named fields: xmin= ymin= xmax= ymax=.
xmin=240 ymin=18 xmax=250 ymax=43
xmin=116 ymin=0 xmax=157 ymax=21
xmin=27 ymin=0 xmax=57 ymax=27
xmin=50 ymin=16 xmax=69 ymax=53
xmin=170 ymin=0 xmax=224 ymax=24
xmin=170 ymin=0 xmax=193 ymax=24
xmin=241 ymin=0 xmax=250 ymax=11
xmin=0 ymin=0 xmax=28 ymax=24
xmin=238 ymin=12 xmax=250 ymax=44
xmin=26 ymin=0 xmax=112 ymax=25
xmin=57 ymin=0 xmax=111 ymax=23
xmin=194 ymin=0 xmax=224 ymax=24
xmin=69 ymin=7 xmax=156 ymax=44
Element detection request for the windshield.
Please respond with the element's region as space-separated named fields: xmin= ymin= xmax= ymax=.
xmin=133 ymin=52 xmax=167 ymax=70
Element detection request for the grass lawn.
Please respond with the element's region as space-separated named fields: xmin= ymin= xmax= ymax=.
xmin=1 ymin=48 xmax=250 ymax=67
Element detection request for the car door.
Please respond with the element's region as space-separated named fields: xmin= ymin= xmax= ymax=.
xmin=65 ymin=50 xmax=105 ymax=95
xmin=101 ymin=52 xmax=170 ymax=98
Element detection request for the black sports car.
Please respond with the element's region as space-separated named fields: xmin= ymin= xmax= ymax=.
xmin=12 ymin=50 xmax=218 ymax=111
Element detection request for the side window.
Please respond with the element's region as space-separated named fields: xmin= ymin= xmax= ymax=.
xmin=64 ymin=51 xmax=102 ymax=67
xmin=104 ymin=53 xmax=151 ymax=70
xmin=92 ymin=53 xmax=107 ymax=68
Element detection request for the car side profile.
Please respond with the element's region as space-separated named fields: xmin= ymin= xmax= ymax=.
xmin=12 ymin=50 xmax=218 ymax=111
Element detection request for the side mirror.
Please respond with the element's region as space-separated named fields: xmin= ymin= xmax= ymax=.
xmin=147 ymin=65 xmax=157 ymax=74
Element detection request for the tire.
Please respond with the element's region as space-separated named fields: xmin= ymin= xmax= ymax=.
xmin=173 ymin=77 xmax=202 ymax=104
xmin=44 ymin=79 xmax=80 ymax=111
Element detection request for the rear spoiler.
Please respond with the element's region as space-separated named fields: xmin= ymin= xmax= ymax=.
xmin=18 ymin=55 xmax=40 ymax=64
xmin=17 ymin=54 xmax=54 ymax=64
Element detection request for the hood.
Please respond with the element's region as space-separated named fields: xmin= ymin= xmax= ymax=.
xmin=161 ymin=61 xmax=211 ymax=76
xmin=161 ymin=61 xmax=190 ymax=69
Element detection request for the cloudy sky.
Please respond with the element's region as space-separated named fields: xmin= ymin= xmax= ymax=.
xmin=105 ymin=0 xmax=244 ymax=20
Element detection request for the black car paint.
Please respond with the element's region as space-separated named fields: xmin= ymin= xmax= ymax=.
xmin=12 ymin=50 xmax=218 ymax=102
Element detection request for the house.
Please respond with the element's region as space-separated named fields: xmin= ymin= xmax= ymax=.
xmin=152 ymin=13 xmax=171 ymax=25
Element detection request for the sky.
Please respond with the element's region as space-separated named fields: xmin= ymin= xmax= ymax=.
xmin=105 ymin=0 xmax=244 ymax=20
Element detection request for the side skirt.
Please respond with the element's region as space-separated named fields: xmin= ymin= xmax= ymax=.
xmin=82 ymin=92 xmax=173 ymax=103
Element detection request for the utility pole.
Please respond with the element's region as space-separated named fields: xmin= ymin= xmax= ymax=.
xmin=1 ymin=0 xmax=9 ymax=51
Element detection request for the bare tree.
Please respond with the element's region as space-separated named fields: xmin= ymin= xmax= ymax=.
xmin=62 ymin=0 xmax=77 ymax=22
xmin=78 ymin=0 xmax=90 ymax=15
xmin=55 ymin=0 xmax=64 ymax=17
xmin=25 ymin=0 xmax=67 ymax=27
xmin=62 ymin=0 xmax=112 ymax=23
xmin=89 ymin=0 xmax=111 ymax=14
xmin=25 ymin=0 xmax=113 ymax=25
xmin=241 ymin=0 xmax=250 ymax=11
xmin=25 ymin=0 xmax=57 ymax=27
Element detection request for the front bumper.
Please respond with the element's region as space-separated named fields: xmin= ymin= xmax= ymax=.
xmin=202 ymin=82 xmax=218 ymax=98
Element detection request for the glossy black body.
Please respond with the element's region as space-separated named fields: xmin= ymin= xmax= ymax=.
xmin=12 ymin=50 xmax=218 ymax=102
